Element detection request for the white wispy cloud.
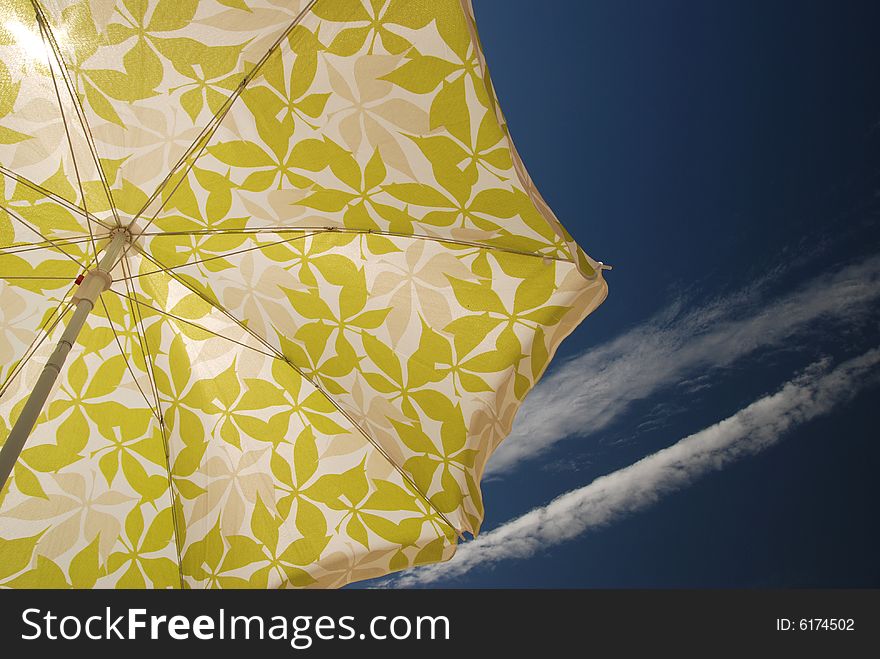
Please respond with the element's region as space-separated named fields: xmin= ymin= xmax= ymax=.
xmin=391 ymin=348 xmax=880 ymax=586
xmin=488 ymin=254 xmax=880 ymax=475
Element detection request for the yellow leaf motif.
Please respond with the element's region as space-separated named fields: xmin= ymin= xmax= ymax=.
xmin=0 ymin=0 xmax=606 ymax=589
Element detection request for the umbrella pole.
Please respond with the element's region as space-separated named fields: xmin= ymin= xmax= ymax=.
xmin=0 ymin=229 xmax=129 ymax=492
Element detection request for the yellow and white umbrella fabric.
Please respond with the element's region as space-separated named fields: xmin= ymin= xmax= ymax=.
xmin=0 ymin=0 xmax=608 ymax=588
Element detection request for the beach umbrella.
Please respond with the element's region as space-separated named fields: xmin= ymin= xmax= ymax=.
xmin=0 ymin=0 xmax=608 ymax=588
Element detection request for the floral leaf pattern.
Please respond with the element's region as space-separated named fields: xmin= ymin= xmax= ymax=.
xmin=0 ymin=0 xmax=607 ymax=588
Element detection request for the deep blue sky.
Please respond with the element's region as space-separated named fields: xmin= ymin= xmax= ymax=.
xmin=364 ymin=1 xmax=880 ymax=588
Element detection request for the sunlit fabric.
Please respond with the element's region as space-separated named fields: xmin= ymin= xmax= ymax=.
xmin=0 ymin=0 xmax=606 ymax=588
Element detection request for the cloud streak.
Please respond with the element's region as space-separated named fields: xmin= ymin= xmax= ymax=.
xmin=393 ymin=348 xmax=880 ymax=586
xmin=488 ymin=254 xmax=880 ymax=475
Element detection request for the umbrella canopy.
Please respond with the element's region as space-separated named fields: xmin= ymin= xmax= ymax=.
xmin=0 ymin=0 xmax=607 ymax=588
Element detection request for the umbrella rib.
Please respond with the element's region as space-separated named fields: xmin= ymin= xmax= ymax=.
xmin=108 ymin=289 xmax=278 ymax=360
xmin=0 ymin=246 xmax=99 ymax=402
xmin=123 ymin=231 xmax=324 ymax=280
xmin=119 ymin=255 xmax=167 ymax=426
xmin=0 ymin=202 xmax=87 ymax=268
xmin=0 ymin=276 xmax=73 ymax=281
xmin=1 ymin=236 xmax=95 ymax=257
xmin=138 ymin=227 xmax=329 ymax=237
xmin=29 ymin=0 xmax=123 ymax=227
xmin=0 ymin=166 xmax=112 ymax=232
xmin=35 ymin=12 xmax=99 ymax=262
xmin=127 ymin=0 xmax=319 ymax=232
xmin=133 ymin=244 xmax=292 ymax=357
xmin=0 ymin=297 xmax=75 ymax=402
xmin=131 ymin=247 xmax=462 ymax=536
xmin=119 ymin=254 xmax=170 ymax=421
xmin=119 ymin=253 xmax=186 ymax=588
xmin=271 ymin=355 xmax=462 ymax=538
xmin=96 ymin=295 xmax=160 ymax=422
xmin=155 ymin=413 xmax=185 ymax=590
xmin=134 ymin=225 xmax=575 ymax=264
xmin=124 ymin=119 xmax=216 ymax=258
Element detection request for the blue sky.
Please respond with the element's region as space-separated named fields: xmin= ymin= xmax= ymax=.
xmin=360 ymin=1 xmax=880 ymax=588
